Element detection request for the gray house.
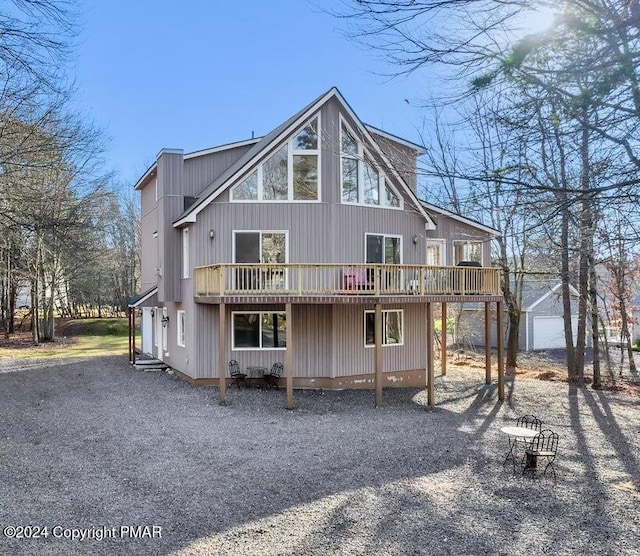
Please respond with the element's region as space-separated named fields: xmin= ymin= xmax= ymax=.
xmin=128 ymin=87 xmax=505 ymax=406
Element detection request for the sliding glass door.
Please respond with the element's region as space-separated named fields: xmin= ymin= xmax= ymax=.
xmin=234 ymin=231 xmax=287 ymax=290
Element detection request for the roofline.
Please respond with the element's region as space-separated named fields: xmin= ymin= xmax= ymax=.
xmin=526 ymin=282 xmax=580 ymax=311
xmin=184 ymin=137 xmax=261 ymax=161
xmin=421 ymin=201 xmax=499 ymax=236
xmin=133 ymin=140 xmax=261 ymax=191
xmin=172 ymin=89 xmax=337 ymax=227
xmin=173 ymin=87 xmax=436 ymax=229
xmin=365 ymin=124 xmax=427 ymax=155
xmin=335 ymin=89 xmax=435 ymax=230
xmin=128 ymin=286 xmax=158 ymax=308
xmin=133 ymin=163 xmax=157 ymax=191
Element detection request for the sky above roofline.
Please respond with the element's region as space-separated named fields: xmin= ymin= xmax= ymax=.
xmin=74 ymin=0 xmax=430 ymax=188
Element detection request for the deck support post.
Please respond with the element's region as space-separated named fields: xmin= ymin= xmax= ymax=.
xmin=218 ymin=302 xmax=227 ymax=406
xmin=286 ymin=303 xmax=294 ymax=410
xmin=132 ymin=308 xmax=136 ymax=365
xmin=441 ymin=302 xmax=447 ymax=376
xmin=128 ymin=307 xmax=133 ymax=364
xmin=485 ymin=302 xmax=491 ymax=384
xmin=427 ymin=302 xmax=435 ymax=407
xmin=497 ymin=300 xmax=505 ymax=401
xmin=374 ymin=303 xmax=383 ymax=407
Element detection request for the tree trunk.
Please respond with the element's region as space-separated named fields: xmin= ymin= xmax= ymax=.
xmin=589 ymin=260 xmax=601 ymax=388
xmin=560 ymin=204 xmax=576 ymax=374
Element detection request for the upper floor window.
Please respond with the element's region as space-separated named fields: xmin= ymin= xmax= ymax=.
xmin=231 ymin=118 xmax=320 ymax=202
xmin=454 ymin=241 xmax=483 ymax=264
xmin=340 ymin=121 xmax=401 ymax=209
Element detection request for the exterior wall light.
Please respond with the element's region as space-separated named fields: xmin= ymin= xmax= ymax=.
xmin=209 ymin=229 xmax=215 ymax=240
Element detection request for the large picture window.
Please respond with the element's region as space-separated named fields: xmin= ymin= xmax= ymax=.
xmin=340 ymin=120 xmax=402 ymax=209
xmin=231 ymin=118 xmax=320 ymax=202
xmin=232 ymin=312 xmax=287 ymax=350
xmin=364 ymin=309 xmax=403 ymax=347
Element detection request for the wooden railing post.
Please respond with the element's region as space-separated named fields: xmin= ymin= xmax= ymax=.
xmin=219 ymin=266 xmax=226 ymax=295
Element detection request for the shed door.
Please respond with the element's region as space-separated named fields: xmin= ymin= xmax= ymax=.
xmin=533 ymin=316 xmax=577 ymax=350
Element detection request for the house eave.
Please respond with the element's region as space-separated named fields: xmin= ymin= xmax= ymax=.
xmin=421 ymin=202 xmax=499 ymax=236
xmin=133 ymin=164 xmax=157 ymax=191
xmin=365 ymin=124 xmax=428 ymax=155
xmin=184 ymin=138 xmax=261 ymax=161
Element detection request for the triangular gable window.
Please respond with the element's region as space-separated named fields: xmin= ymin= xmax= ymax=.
xmin=233 ymin=170 xmax=258 ymax=200
xmin=231 ymin=117 xmax=320 ymax=202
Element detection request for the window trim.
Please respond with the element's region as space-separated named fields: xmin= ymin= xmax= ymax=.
xmin=453 ymin=240 xmax=484 ymax=265
xmin=177 ymin=310 xmax=186 ymax=348
xmin=339 ymin=116 xmax=404 ymax=210
xmin=231 ymin=311 xmax=287 ymax=351
xmin=230 ymin=115 xmax=321 ymax=203
xmin=232 ymin=230 xmax=289 ymax=264
xmin=363 ymin=309 xmax=404 ymax=348
xmin=364 ymin=233 xmax=403 ymax=264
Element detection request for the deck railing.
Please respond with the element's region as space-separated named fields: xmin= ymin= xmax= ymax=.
xmin=194 ymin=264 xmax=501 ymax=298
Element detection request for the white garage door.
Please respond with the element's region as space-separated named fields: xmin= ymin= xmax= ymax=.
xmin=533 ymin=316 xmax=577 ymax=350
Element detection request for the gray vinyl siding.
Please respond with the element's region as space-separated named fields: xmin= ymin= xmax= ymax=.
xmin=424 ymin=213 xmax=493 ymax=266
xmin=332 ymin=304 xmax=426 ymax=376
xmin=194 ymin=303 xmax=217 ymax=379
xmin=184 ymin=303 xmax=426 ymax=380
xmin=192 ymin=202 xmax=427 ymax=268
xmin=157 ymin=151 xmax=184 ymax=302
xmin=140 ymin=180 xmax=158 ymax=291
xmin=183 ymin=144 xmax=255 ymax=198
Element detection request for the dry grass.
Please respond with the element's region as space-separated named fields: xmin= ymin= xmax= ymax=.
xmin=446 ymin=348 xmax=640 ymax=396
xmin=0 ymin=333 xmax=128 ymax=359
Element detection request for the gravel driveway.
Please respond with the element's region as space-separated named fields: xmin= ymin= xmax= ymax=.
xmin=0 ymin=355 xmax=638 ymax=556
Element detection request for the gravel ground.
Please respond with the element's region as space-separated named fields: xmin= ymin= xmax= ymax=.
xmin=0 ymin=355 xmax=638 ymax=556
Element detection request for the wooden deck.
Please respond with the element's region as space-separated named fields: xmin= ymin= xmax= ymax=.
xmin=194 ymin=263 xmax=501 ymax=303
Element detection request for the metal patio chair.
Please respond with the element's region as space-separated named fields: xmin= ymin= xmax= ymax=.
xmin=264 ymin=362 xmax=283 ymax=389
xmin=522 ymin=429 xmax=559 ymax=483
xmin=228 ymin=360 xmax=248 ymax=389
xmin=517 ymin=415 xmax=543 ymax=431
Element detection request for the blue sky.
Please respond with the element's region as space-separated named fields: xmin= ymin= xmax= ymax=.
xmin=74 ymin=0 xmax=429 ymax=186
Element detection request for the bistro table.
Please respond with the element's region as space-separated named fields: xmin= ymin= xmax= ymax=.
xmin=246 ymin=366 xmax=268 ymax=388
xmin=500 ymin=426 xmax=538 ymax=470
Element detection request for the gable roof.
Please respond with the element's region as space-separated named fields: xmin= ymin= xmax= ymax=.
xmin=421 ymin=201 xmax=500 ymax=236
xmin=133 ymin=139 xmax=261 ymax=192
xmin=128 ymin=286 xmax=158 ymax=308
xmin=522 ymin=280 xmax=579 ymax=311
xmin=172 ymin=87 xmax=436 ymax=229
